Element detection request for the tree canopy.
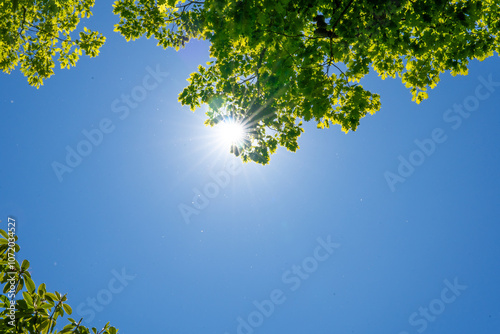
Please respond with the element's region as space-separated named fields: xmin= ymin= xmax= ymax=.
xmin=2 ymin=0 xmax=500 ymax=164
xmin=0 ymin=0 xmax=105 ymax=88
xmin=113 ymin=0 xmax=500 ymax=164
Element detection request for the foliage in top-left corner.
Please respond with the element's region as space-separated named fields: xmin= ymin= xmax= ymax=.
xmin=0 ymin=0 xmax=105 ymax=88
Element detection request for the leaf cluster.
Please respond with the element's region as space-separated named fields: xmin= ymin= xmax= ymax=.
xmin=0 ymin=0 xmax=105 ymax=88
xmin=114 ymin=0 xmax=500 ymax=164
xmin=0 ymin=229 xmax=118 ymax=334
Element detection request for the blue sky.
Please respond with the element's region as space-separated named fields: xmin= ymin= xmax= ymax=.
xmin=1 ymin=2 xmax=500 ymax=334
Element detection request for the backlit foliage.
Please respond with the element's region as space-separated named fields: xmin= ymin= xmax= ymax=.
xmin=0 ymin=0 xmax=105 ymax=88
xmin=114 ymin=0 xmax=500 ymax=164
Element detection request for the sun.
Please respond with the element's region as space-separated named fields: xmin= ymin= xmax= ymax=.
xmin=215 ymin=118 xmax=246 ymax=147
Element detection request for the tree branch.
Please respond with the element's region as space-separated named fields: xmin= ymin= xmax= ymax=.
xmin=330 ymin=0 xmax=356 ymax=32
xmin=238 ymin=75 xmax=257 ymax=85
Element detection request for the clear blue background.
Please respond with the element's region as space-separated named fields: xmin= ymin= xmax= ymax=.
xmin=1 ymin=2 xmax=499 ymax=334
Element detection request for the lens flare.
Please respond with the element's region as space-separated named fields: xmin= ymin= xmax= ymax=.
xmin=215 ymin=119 xmax=246 ymax=147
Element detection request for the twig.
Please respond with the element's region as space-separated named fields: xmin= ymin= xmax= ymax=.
xmin=330 ymin=0 xmax=355 ymax=32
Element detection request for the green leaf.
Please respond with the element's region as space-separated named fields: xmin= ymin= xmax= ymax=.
xmin=0 ymin=229 xmax=8 ymax=239
xmin=23 ymin=291 xmax=34 ymax=307
xmin=25 ymin=275 xmax=36 ymax=293
xmin=39 ymin=318 xmax=51 ymax=331
xmin=15 ymin=277 xmax=24 ymax=294
xmin=41 ymin=302 xmax=53 ymax=309
xmin=60 ymin=324 xmax=76 ymax=333
xmin=38 ymin=282 xmax=47 ymax=297
xmin=62 ymin=303 xmax=72 ymax=315
xmin=45 ymin=292 xmax=58 ymax=301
